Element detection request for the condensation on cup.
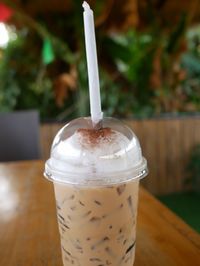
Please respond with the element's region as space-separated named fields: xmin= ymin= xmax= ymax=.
xmin=44 ymin=117 xmax=148 ymax=266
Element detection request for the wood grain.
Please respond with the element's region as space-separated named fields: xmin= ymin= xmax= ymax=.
xmin=0 ymin=161 xmax=199 ymax=266
xmin=0 ymin=161 xmax=62 ymax=266
xmin=135 ymin=189 xmax=200 ymax=266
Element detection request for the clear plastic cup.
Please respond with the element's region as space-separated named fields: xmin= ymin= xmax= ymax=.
xmin=44 ymin=117 xmax=148 ymax=266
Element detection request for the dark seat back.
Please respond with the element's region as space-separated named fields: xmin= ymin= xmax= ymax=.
xmin=0 ymin=111 xmax=41 ymax=162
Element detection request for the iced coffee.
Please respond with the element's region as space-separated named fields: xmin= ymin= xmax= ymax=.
xmin=44 ymin=117 xmax=147 ymax=266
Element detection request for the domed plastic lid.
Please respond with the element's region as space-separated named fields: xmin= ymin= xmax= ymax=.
xmin=44 ymin=117 xmax=148 ymax=186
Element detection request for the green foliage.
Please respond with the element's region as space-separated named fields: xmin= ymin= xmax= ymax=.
xmin=0 ymin=5 xmax=200 ymax=120
xmin=166 ymin=14 xmax=187 ymax=53
xmin=181 ymin=26 xmax=200 ymax=110
xmin=0 ymin=36 xmax=22 ymax=111
xmin=99 ymin=31 xmax=157 ymax=117
xmin=0 ymin=30 xmax=75 ymax=119
xmin=186 ymin=145 xmax=200 ymax=193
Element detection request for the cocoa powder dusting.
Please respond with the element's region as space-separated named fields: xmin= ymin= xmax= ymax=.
xmin=77 ymin=127 xmax=114 ymax=146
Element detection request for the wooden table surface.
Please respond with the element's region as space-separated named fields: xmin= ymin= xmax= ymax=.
xmin=0 ymin=160 xmax=199 ymax=266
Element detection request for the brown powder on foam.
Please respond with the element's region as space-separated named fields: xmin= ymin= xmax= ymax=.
xmin=77 ymin=127 xmax=115 ymax=147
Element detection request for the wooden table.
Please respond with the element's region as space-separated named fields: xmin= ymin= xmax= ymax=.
xmin=0 ymin=160 xmax=199 ymax=266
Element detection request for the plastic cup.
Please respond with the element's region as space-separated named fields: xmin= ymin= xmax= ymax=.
xmin=44 ymin=117 xmax=148 ymax=266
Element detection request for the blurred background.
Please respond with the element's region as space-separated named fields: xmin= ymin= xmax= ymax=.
xmin=0 ymin=0 xmax=200 ymax=231
xmin=1 ymin=0 xmax=200 ymax=119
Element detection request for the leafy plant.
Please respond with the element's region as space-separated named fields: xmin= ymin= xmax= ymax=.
xmin=186 ymin=145 xmax=200 ymax=193
xmin=181 ymin=25 xmax=200 ymax=111
xmin=0 ymin=1 xmax=200 ymax=120
xmin=0 ymin=29 xmax=76 ymax=119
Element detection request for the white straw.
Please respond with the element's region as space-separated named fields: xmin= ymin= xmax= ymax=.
xmin=82 ymin=1 xmax=103 ymax=126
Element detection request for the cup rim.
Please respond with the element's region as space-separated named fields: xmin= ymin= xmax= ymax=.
xmin=44 ymin=157 xmax=148 ymax=187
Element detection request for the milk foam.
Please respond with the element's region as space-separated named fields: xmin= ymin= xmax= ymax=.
xmin=50 ymin=128 xmax=142 ymax=180
xmin=45 ymin=117 xmax=147 ymax=185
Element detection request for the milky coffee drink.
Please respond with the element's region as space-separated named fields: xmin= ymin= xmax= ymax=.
xmin=44 ymin=117 xmax=148 ymax=266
